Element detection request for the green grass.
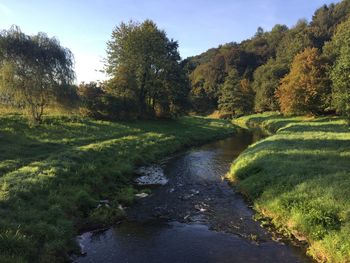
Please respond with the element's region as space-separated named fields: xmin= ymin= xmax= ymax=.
xmin=0 ymin=114 xmax=235 ymax=263
xmin=228 ymin=112 xmax=350 ymax=262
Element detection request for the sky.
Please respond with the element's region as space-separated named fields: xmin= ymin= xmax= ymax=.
xmin=0 ymin=0 xmax=341 ymax=83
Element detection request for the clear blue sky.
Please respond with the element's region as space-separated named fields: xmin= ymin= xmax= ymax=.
xmin=0 ymin=0 xmax=340 ymax=83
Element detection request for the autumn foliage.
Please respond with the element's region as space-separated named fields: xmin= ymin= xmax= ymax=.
xmin=275 ymin=48 xmax=330 ymax=115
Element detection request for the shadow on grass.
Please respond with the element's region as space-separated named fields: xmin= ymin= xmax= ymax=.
xmin=0 ymin=115 xmax=235 ymax=262
xmin=230 ymin=116 xmax=350 ymax=262
xmin=279 ymin=123 xmax=350 ymax=133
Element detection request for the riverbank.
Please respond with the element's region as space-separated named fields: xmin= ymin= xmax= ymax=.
xmin=0 ymin=115 xmax=235 ymax=263
xmin=228 ymin=112 xmax=350 ymax=262
xmin=75 ymin=134 xmax=312 ymax=263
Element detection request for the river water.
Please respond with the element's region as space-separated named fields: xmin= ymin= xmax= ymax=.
xmin=75 ymin=130 xmax=313 ymax=263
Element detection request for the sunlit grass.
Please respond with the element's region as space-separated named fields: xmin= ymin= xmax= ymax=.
xmin=228 ymin=113 xmax=350 ymax=262
xmin=0 ymin=114 xmax=235 ymax=262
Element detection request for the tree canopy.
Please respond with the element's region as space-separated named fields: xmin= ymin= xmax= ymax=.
xmin=2 ymin=0 xmax=350 ymax=120
xmin=218 ymin=69 xmax=254 ymax=117
xmin=326 ymin=16 xmax=350 ymax=116
xmin=275 ymin=48 xmax=330 ymax=115
xmin=105 ymin=20 xmax=189 ymax=119
xmin=0 ymin=26 xmax=75 ymax=123
xmin=183 ymin=0 xmax=350 ymax=117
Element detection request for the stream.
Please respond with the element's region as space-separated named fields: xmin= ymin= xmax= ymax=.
xmin=75 ymin=130 xmax=313 ymax=263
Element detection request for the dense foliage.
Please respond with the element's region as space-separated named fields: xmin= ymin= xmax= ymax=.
xmin=2 ymin=0 xmax=350 ymax=121
xmin=252 ymin=58 xmax=288 ymax=112
xmin=275 ymin=48 xmax=330 ymax=115
xmin=185 ymin=0 xmax=350 ymax=117
xmin=105 ymin=20 xmax=189 ymax=119
xmin=218 ymin=69 xmax=253 ymax=117
xmin=325 ymin=16 xmax=350 ymax=116
xmin=0 ymin=26 xmax=75 ymax=123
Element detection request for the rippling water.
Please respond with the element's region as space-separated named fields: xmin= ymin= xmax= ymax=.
xmin=75 ymin=130 xmax=313 ymax=263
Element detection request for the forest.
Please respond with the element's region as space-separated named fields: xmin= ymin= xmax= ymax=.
xmin=184 ymin=0 xmax=350 ymax=117
xmin=1 ymin=0 xmax=350 ymax=263
xmin=1 ymin=1 xmax=350 ymax=122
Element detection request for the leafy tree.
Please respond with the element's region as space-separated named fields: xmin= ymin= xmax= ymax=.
xmin=331 ymin=45 xmax=350 ymax=115
xmin=252 ymin=58 xmax=289 ymax=112
xmin=275 ymin=20 xmax=312 ymax=65
xmin=206 ymin=53 xmax=226 ymax=95
xmin=224 ymin=46 xmax=258 ymax=78
xmin=252 ymin=21 xmax=311 ymax=112
xmin=242 ymin=24 xmax=288 ymax=65
xmin=275 ymin=48 xmax=330 ymax=115
xmin=310 ymin=1 xmax=350 ymax=49
xmin=0 ymin=26 xmax=74 ymax=123
xmin=105 ymin=20 xmax=188 ymax=118
xmin=188 ymin=51 xmax=229 ymax=113
xmin=325 ymin=17 xmax=350 ymax=115
xmin=188 ymin=44 xmax=258 ymax=113
xmin=218 ymin=69 xmax=253 ymax=117
xmin=309 ymin=4 xmax=335 ymax=48
xmin=78 ymin=82 xmax=106 ymax=118
xmin=184 ymin=0 xmax=350 ymax=115
xmin=267 ymin=24 xmax=289 ymax=56
xmin=239 ymin=78 xmax=255 ymax=113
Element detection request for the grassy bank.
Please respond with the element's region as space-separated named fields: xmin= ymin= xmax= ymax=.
xmin=228 ymin=113 xmax=350 ymax=262
xmin=0 ymin=115 xmax=235 ymax=263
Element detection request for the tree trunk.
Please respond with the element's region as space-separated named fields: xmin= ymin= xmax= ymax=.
xmin=139 ymin=72 xmax=147 ymax=119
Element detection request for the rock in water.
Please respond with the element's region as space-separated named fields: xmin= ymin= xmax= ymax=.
xmin=134 ymin=165 xmax=168 ymax=186
xmin=135 ymin=192 xmax=149 ymax=198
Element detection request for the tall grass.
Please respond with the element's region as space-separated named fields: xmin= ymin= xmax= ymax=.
xmin=0 ymin=114 xmax=235 ymax=262
xmin=228 ymin=113 xmax=350 ymax=262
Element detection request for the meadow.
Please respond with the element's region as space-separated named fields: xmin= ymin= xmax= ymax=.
xmin=0 ymin=114 xmax=235 ymax=263
xmin=228 ymin=113 xmax=350 ymax=262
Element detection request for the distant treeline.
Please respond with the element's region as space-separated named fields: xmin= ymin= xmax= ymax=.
xmin=183 ymin=0 xmax=350 ymax=117
xmin=1 ymin=1 xmax=350 ymax=123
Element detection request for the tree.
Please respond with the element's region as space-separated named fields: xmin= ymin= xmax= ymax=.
xmin=275 ymin=48 xmax=330 ymax=115
xmin=275 ymin=19 xmax=312 ymax=65
xmin=331 ymin=45 xmax=350 ymax=115
xmin=325 ymin=17 xmax=350 ymax=115
xmin=309 ymin=4 xmax=335 ymax=48
xmin=239 ymin=78 xmax=255 ymax=114
xmin=252 ymin=58 xmax=289 ymax=112
xmin=242 ymin=24 xmax=288 ymax=66
xmin=188 ymin=44 xmax=259 ymax=114
xmin=105 ymin=20 xmax=188 ymax=119
xmin=252 ymin=21 xmax=312 ymax=113
xmin=218 ymin=69 xmax=253 ymax=117
xmin=0 ymin=26 xmax=75 ymax=123
xmin=78 ymin=82 xmax=105 ymax=118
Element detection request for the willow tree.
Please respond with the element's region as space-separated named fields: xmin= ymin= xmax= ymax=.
xmin=0 ymin=26 xmax=75 ymax=123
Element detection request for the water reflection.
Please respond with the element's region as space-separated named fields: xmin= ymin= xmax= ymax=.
xmin=75 ymin=130 xmax=312 ymax=263
xmin=77 ymin=221 xmax=309 ymax=263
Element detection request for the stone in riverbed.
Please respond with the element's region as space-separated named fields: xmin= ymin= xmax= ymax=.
xmin=134 ymin=165 xmax=168 ymax=186
xmin=190 ymin=189 xmax=200 ymax=195
xmin=96 ymin=200 xmax=110 ymax=209
xmin=135 ymin=192 xmax=149 ymax=198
